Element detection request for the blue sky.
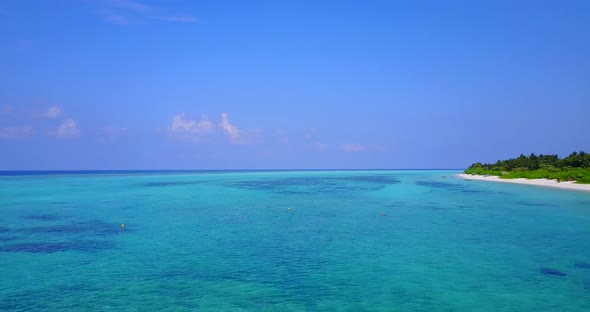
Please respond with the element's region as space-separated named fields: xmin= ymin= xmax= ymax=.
xmin=0 ymin=0 xmax=589 ymax=170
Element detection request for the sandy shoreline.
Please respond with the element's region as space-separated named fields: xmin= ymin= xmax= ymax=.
xmin=457 ymin=173 xmax=590 ymax=192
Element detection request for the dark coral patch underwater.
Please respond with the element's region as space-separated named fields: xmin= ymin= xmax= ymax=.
xmin=18 ymin=220 xmax=126 ymax=237
xmin=143 ymin=180 xmax=207 ymax=187
xmin=574 ymin=262 xmax=590 ymax=269
xmin=335 ymin=175 xmax=401 ymax=184
xmin=0 ymin=235 xmax=20 ymax=242
xmin=0 ymin=240 xmax=116 ymax=253
xmin=539 ymin=267 xmax=567 ymax=276
xmin=384 ymin=201 xmax=448 ymax=211
xmin=226 ymin=175 xmax=400 ymax=195
xmin=416 ymin=181 xmax=483 ymax=193
xmin=515 ymin=201 xmax=556 ymax=208
xmin=23 ymin=215 xmax=62 ymax=221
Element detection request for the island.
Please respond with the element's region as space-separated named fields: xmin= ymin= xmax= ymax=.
xmin=458 ymin=151 xmax=590 ymax=192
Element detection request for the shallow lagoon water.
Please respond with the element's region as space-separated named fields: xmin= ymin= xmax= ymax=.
xmin=1 ymin=170 xmax=590 ymax=311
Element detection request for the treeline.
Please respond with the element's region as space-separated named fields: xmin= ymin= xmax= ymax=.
xmin=465 ymin=151 xmax=590 ymax=183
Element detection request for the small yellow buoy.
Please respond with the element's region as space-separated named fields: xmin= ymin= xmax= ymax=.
xmin=121 ymin=223 xmax=125 ymax=229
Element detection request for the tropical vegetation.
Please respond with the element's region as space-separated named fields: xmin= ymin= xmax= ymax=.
xmin=465 ymin=151 xmax=590 ymax=184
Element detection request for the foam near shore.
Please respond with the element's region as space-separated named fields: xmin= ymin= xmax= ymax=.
xmin=457 ymin=173 xmax=590 ymax=192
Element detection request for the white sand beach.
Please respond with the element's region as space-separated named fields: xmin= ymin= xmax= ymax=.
xmin=457 ymin=174 xmax=590 ymax=192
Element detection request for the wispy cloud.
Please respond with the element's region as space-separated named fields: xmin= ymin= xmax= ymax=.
xmin=168 ymin=113 xmax=213 ymax=142
xmin=171 ymin=113 xmax=213 ymax=133
xmin=304 ymin=127 xmax=329 ymax=150
xmin=51 ymin=119 xmax=80 ymax=139
xmin=273 ymin=130 xmax=289 ymax=144
xmin=99 ymin=0 xmax=197 ymax=25
xmin=106 ymin=13 xmax=131 ymax=25
xmin=238 ymin=128 xmax=263 ymax=144
xmin=0 ymin=126 xmax=34 ymax=140
xmin=304 ymin=127 xmax=317 ymax=140
xmin=1 ymin=98 xmax=83 ymax=141
xmin=34 ymin=106 xmax=62 ymax=119
xmin=167 ymin=112 xmax=261 ymax=144
xmin=151 ymin=15 xmax=198 ymax=23
xmin=219 ymin=112 xmax=240 ymax=141
xmin=106 ymin=0 xmax=149 ymax=11
xmin=340 ymin=143 xmax=366 ymax=152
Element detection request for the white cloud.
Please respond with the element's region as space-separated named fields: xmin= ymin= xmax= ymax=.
xmin=168 ymin=113 xmax=213 ymax=142
xmin=171 ymin=113 xmax=212 ymax=133
xmin=219 ymin=112 xmax=240 ymax=141
xmin=340 ymin=143 xmax=366 ymax=152
xmin=37 ymin=106 xmax=62 ymax=118
xmin=0 ymin=126 xmax=34 ymax=140
xmin=52 ymin=119 xmax=80 ymax=139
xmin=167 ymin=112 xmax=260 ymax=144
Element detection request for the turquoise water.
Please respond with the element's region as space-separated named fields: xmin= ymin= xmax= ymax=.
xmin=1 ymin=170 xmax=590 ymax=311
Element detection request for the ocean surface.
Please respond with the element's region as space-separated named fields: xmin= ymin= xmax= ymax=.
xmin=1 ymin=170 xmax=590 ymax=311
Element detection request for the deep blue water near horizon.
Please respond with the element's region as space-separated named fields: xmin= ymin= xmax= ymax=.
xmin=0 ymin=169 xmax=464 ymax=177
xmin=1 ymin=170 xmax=590 ymax=311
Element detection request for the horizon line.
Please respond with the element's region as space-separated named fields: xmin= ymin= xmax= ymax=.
xmin=0 ymin=168 xmax=464 ymax=171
